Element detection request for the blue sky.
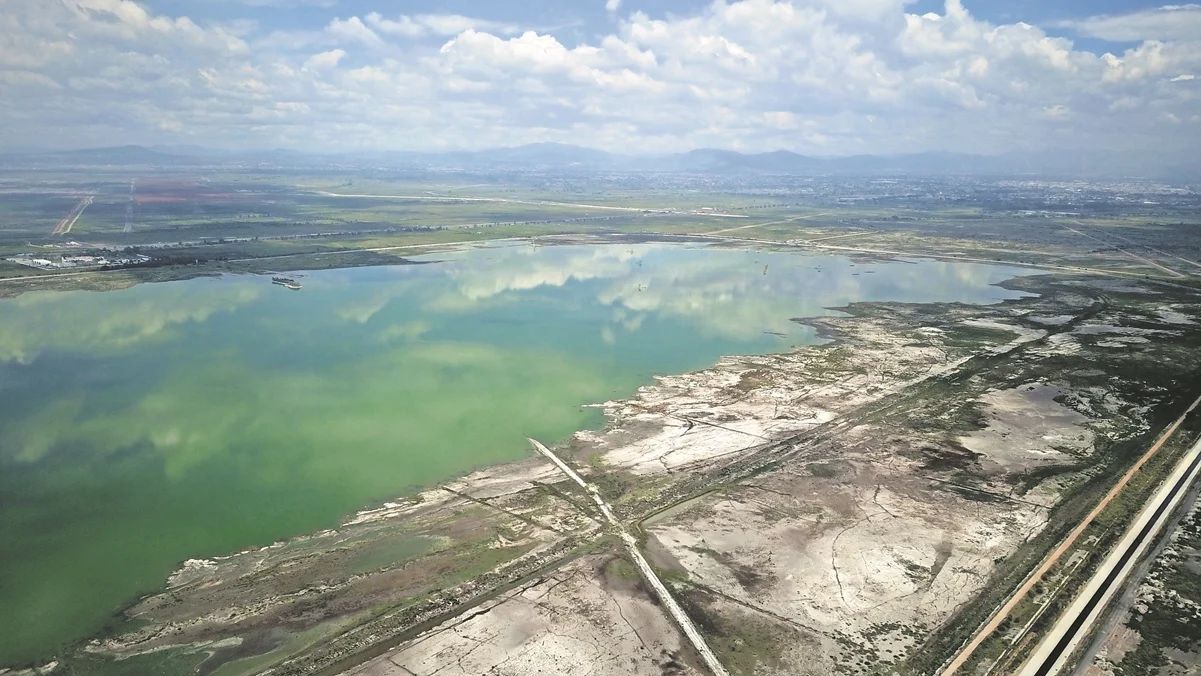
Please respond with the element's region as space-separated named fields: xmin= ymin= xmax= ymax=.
xmin=1 ymin=1 xmax=1198 ymax=158
xmin=140 ymin=0 xmax=1162 ymax=51
xmin=138 ymin=1 xmax=1166 ymax=32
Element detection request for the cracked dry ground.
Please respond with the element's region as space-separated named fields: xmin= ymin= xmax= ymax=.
xmin=343 ymin=555 xmax=699 ymax=676
xmin=631 ymin=278 xmax=1201 ymax=675
xmin=69 ymin=274 xmax=1201 ymax=676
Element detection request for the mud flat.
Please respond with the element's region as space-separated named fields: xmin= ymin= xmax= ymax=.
xmin=53 ymin=273 xmax=1201 ymax=676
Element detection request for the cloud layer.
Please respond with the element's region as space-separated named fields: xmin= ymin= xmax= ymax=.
xmin=0 ymin=0 xmax=1198 ymax=155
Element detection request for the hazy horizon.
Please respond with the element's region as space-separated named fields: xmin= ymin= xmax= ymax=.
xmin=2 ymin=0 xmax=1199 ymax=167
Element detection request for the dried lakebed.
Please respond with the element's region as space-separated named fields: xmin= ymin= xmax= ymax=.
xmin=5 ymin=239 xmax=1201 ymax=676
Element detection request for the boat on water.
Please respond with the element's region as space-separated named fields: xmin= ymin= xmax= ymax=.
xmin=271 ymin=276 xmax=302 ymax=290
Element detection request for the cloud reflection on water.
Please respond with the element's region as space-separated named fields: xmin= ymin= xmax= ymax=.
xmin=0 ymin=282 xmax=262 ymax=364
xmin=0 ymin=241 xmax=1034 ymax=665
xmin=426 ymin=242 xmax=1029 ymax=342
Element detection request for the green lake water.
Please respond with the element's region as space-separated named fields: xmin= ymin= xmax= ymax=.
xmin=0 ymin=241 xmax=1033 ymax=665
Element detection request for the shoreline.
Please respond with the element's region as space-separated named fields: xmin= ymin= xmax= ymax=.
xmin=14 ymin=250 xmax=1201 ymax=676
xmin=42 ymin=264 xmax=1053 ymax=673
xmin=18 ymin=257 xmax=1037 ymax=671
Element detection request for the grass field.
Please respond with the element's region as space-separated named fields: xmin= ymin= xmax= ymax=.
xmin=2 ymin=168 xmax=1198 ymax=295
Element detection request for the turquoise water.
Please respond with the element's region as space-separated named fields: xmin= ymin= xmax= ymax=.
xmin=0 ymin=241 xmax=1032 ymax=665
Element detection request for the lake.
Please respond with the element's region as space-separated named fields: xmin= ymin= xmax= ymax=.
xmin=0 ymin=240 xmax=1033 ymax=665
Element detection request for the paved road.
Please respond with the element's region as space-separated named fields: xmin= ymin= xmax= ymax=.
xmin=942 ymin=392 xmax=1201 ymax=674
xmin=1018 ymin=432 xmax=1201 ymax=675
xmin=528 ymin=438 xmax=731 ymax=676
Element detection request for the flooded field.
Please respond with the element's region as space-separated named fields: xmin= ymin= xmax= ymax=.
xmin=0 ymin=240 xmax=1033 ymax=666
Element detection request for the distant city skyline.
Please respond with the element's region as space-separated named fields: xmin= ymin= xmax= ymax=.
xmin=2 ymin=1 xmax=1198 ymax=163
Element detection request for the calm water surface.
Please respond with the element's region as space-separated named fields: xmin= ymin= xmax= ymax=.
xmin=0 ymin=241 xmax=1034 ymax=664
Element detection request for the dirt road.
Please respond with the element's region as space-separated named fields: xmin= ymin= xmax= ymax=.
xmin=51 ymin=195 xmax=94 ymax=235
xmin=315 ymin=190 xmax=731 ymax=216
xmin=699 ymin=211 xmax=830 ymax=236
xmin=528 ymin=438 xmax=731 ymax=676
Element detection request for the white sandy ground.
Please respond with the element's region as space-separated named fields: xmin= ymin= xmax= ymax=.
xmin=637 ymin=365 xmax=1124 ymax=673
xmin=582 ymin=318 xmax=1045 ymax=477
xmin=527 ymin=439 xmax=730 ymax=676
xmin=98 ymin=284 xmax=1182 ymax=676
xmin=1072 ymin=323 xmax=1171 ymax=336
xmin=1024 ymin=315 xmax=1076 ymax=327
xmin=346 ymin=457 xmax=562 ymax=527
xmin=171 ymin=312 xmax=1045 ymax=579
xmin=957 ymin=383 xmax=1094 ymax=471
xmin=1096 ymin=337 xmax=1150 ymax=348
xmin=341 ymin=555 xmax=701 ymax=676
xmin=647 ymin=454 xmax=1051 ymax=671
xmin=0 ymin=661 xmax=59 ymax=676
xmin=330 ymin=312 xmax=1060 ymax=676
xmin=331 ymin=312 xmax=1058 ymax=676
xmin=1154 ymin=306 xmax=1198 ymax=325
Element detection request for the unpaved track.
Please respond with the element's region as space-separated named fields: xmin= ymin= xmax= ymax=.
xmin=528 ymin=438 xmax=731 ymax=676
xmin=1060 ymin=221 xmax=1187 ymax=278
xmin=802 ymin=229 xmax=873 ymax=243
xmin=685 ymin=232 xmax=1191 ymax=281
xmin=123 ymin=179 xmax=135 ymax=233
xmin=1083 ymin=222 xmax=1201 ymax=273
xmin=52 ymin=195 xmax=94 ymax=235
xmin=700 ymin=211 xmax=830 ymax=236
xmin=941 ymin=392 xmax=1201 ymax=675
xmin=315 ymin=190 xmax=738 ymax=216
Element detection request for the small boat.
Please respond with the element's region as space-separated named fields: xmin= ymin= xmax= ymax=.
xmin=271 ymin=276 xmax=302 ymax=290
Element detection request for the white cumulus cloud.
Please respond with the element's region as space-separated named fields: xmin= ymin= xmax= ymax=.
xmin=303 ymin=48 xmax=345 ymax=70
xmin=0 ymin=0 xmax=1198 ymax=159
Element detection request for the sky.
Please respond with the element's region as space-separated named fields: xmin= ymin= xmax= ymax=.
xmin=0 ymin=0 xmax=1198 ymax=157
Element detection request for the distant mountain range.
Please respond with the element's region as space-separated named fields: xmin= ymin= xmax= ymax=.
xmin=3 ymin=142 xmax=1196 ymax=180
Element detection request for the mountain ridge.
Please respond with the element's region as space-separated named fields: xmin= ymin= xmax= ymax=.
xmin=3 ymin=143 xmax=1195 ymax=180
